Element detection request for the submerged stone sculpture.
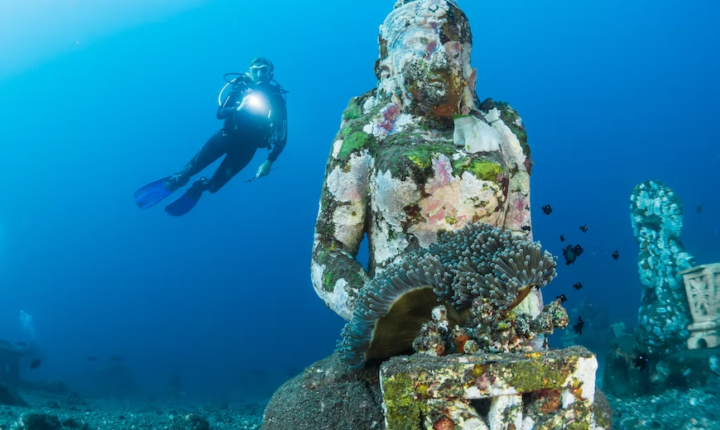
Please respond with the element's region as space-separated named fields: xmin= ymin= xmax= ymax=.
xmin=630 ymin=180 xmax=695 ymax=356
xmin=381 ymin=346 xmax=605 ymax=430
xmin=264 ymin=2 xmax=606 ymax=429
xmin=679 ymin=263 xmax=720 ymax=349
xmin=311 ymin=0 xmax=534 ymax=321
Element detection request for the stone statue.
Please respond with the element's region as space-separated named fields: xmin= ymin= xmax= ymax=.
xmin=630 ymin=180 xmax=694 ymax=356
xmin=311 ymin=0 xmax=534 ymax=321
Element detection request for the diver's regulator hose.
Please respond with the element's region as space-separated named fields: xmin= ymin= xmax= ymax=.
xmin=218 ymin=72 xmax=245 ymax=106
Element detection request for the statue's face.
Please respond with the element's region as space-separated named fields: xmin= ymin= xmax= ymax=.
xmin=377 ymin=0 xmax=476 ymax=117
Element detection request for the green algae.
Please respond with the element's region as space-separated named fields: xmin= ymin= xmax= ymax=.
xmin=338 ymin=128 xmax=374 ymax=161
xmin=315 ymin=248 xmax=366 ymax=294
xmin=382 ymin=373 xmax=426 ymax=430
xmin=342 ymin=98 xmax=363 ymax=122
xmin=468 ymin=160 xmax=504 ymax=181
xmin=324 ymin=272 xmax=333 ymax=290
xmin=506 ymin=356 xmax=576 ymax=392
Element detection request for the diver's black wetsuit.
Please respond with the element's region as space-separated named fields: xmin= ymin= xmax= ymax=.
xmin=174 ymin=76 xmax=288 ymax=193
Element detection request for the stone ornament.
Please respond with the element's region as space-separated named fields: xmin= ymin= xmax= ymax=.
xmin=680 ymin=263 xmax=720 ymax=349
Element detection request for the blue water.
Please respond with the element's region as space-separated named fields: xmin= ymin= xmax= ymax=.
xmin=0 ymin=0 xmax=718 ymax=403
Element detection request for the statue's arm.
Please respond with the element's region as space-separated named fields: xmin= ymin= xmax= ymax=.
xmin=310 ymin=135 xmax=373 ymax=321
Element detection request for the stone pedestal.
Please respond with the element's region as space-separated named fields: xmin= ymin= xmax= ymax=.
xmin=380 ymin=346 xmax=603 ymax=430
xmin=680 ymin=263 xmax=720 ymax=349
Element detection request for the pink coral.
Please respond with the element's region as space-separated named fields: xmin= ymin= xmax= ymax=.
xmin=378 ymin=103 xmax=401 ymax=133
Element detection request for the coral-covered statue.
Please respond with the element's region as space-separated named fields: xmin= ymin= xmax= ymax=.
xmin=311 ymin=0 xmax=534 ymax=321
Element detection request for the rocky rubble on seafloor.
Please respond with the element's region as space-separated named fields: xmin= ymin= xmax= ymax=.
xmin=0 ymin=387 xmax=264 ymax=430
xmin=605 ymin=379 xmax=720 ymax=430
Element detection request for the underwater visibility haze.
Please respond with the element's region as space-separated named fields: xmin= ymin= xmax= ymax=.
xmin=0 ymin=0 xmax=719 ymax=428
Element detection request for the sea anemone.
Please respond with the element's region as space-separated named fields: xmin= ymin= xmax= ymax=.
xmin=430 ymin=223 xmax=557 ymax=309
xmin=337 ymin=223 xmax=558 ymax=367
xmin=337 ymin=253 xmax=453 ymax=367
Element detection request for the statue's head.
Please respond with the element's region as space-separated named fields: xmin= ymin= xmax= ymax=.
xmin=376 ymin=0 xmax=477 ymax=120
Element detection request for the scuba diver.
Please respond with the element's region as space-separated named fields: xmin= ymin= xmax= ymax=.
xmin=134 ymin=57 xmax=288 ymax=216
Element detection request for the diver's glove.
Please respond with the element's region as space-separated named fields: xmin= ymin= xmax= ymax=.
xmin=256 ymin=160 xmax=272 ymax=178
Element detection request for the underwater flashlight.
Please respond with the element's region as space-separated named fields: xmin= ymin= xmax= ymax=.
xmin=238 ymin=91 xmax=270 ymax=117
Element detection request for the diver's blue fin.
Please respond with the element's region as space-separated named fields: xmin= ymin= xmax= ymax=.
xmin=134 ymin=178 xmax=173 ymax=210
xmin=164 ymin=191 xmax=201 ymax=217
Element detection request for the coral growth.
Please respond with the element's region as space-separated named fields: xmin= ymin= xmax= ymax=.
xmin=337 ymin=223 xmax=562 ymax=367
xmin=337 ymin=253 xmax=449 ymax=367
xmin=429 ymin=222 xmax=557 ymax=309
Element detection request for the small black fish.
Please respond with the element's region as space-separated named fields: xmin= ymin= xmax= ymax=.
xmin=556 ymin=294 xmax=567 ymax=303
xmin=30 ymin=358 xmax=42 ymax=370
xmin=612 ymin=250 xmax=619 ymax=260
xmin=697 ymin=205 xmax=702 ymax=214
xmin=521 ymin=225 xmax=532 ymax=232
xmin=16 ymin=342 xmax=27 ymax=346
xmin=573 ymin=244 xmax=584 ymax=256
xmin=573 ymin=282 xmax=583 ymax=291
xmin=633 ymin=352 xmax=649 ymax=371
xmin=580 ymin=224 xmax=588 ymax=233
xmin=542 ymin=205 xmax=553 ymax=215
xmin=562 ymin=245 xmax=578 ymax=265
xmin=573 ymin=316 xmax=584 ymax=336
xmin=560 ymin=235 xmax=565 ymax=242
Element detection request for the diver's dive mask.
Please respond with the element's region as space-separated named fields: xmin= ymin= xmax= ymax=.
xmin=249 ymin=64 xmax=271 ymax=82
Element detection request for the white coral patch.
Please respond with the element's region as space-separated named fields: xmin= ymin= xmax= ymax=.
xmin=509 ymin=170 xmax=530 ymax=196
xmin=562 ymin=356 xmax=598 ymax=405
xmin=453 ymin=115 xmax=501 ymax=153
xmin=372 ymin=218 xmax=409 ymax=265
xmin=333 ymin=202 xmax=365 ymax=250
xmin=392 ymin=113 xmax=414 ymax=133
xmin=311 ymin=260 xmax=354 ymax=321
xmin=488 ymin=395 xmax=523 ymax=430
xmin=372 ymin=170 xmax=420 ymax=228
xmin=362 ymin=96 xmax=377 ymax=114
xmin=331 ymin=140 xmax=343 ymax=159
xmin=483 ymin=108 xmax=528 ymax=172
xmin=326 ymin=152 xmax=372 ymax=203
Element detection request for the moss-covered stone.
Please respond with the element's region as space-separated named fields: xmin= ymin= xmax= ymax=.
xmin=342 ymin=98 xmax=364 ymax=122
xmin=315 ymin=249 xmax=366 ymax=294
xmin=381 ymin=347 xmax=598 ymax=429
xmin=468 ymin=160 xmax=504 ymax=181
xmin=338 ymin=128 xmax=374 ymax=161
xmin=382 ymin=372 xmax=427 ymax=430
xmin=506 ymin=357 xmax=576 ymax=392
